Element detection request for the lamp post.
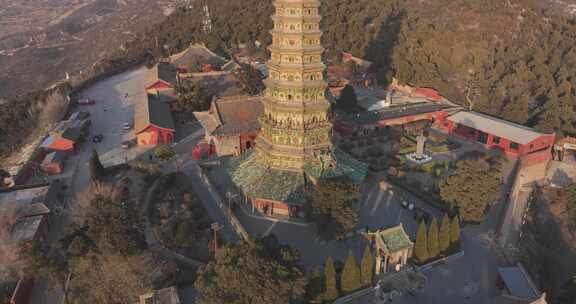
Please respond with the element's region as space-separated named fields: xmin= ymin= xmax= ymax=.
xmin=225 ymin=192 xmax=238 ymax=213
xmin=211 ymin=222 xmax=222 ymax=253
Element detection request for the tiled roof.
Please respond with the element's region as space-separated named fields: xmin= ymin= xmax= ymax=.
xmin=498 ymin=265 xmax=541 ymax=300
xmin=42 ymin=151 xmax=65 ymax=166
xmin=156 ymin=63 xmax=178 ymax=86
xmin=230 ymin=148 xmax=367 ymax=205
xmin=341 ymin=102 xmax=453 ymax=125
xmin=303 ymin=148 xmax=368 ymax=185
xmin=4 ymin=215 xmax=43 ymax=245
xmin=491 ymin=295 xmax=536 ymax=304
xmin=195 ymin=95 xmax=263 ymax=137
xmin=229 ymin=151 xmax=307 ymax=205
xmin=135 ymin=94 xmax=175 ymax=134
xmin=171 ymin=44 xmax=227 ymax=68
xmin=371 ymin=224 xmax=413 ymax=254
xmin=448 ymin=111 xmax=553 ymax=145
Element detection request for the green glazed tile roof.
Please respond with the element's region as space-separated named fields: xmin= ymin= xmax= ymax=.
xmin=372 ymin=224 xmax=413 ymax=254
xmin=303 ymin=148 xmax=368 ymax=185
xmin=229 ymin=151 xmax=307 ymax=205
xmin=229 ymin=148 xmax=367 ymax=205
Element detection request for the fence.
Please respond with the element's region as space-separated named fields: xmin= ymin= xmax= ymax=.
xmin=415 ymin=250 xmax=465 ymax=272
xmin=195 ymin=163 xmax=251 ymax=242
xmin=332 ymin=287 xmax=373 ymax=304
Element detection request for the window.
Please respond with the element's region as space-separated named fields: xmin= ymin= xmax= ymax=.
xmin=492 ymin=136 xmax=500 ymax=144
xmin=510 ymin=142 xmax=519 ymax=151
xmin=477 ymin=131 xmax=488 ymax=144
xmin=530 ymin=144 xmax=534 ymax=151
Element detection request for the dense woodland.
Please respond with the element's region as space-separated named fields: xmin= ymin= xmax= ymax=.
xmin=116 ymin=0 xmax=576 ymax=136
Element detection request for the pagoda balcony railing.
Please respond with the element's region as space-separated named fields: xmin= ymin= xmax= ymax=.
xmin=260 ymin=118 xmax=332 ymax=131
xmin=264 ymin=78 xmax=327 ymax=88
xmin=262 ymin=99 xmax=330 ymax=111
xmin=267 ymin=62 xmax=325 ymax=70
xmin=268 ymin=45 xmax=324 ymax=53
xmin=256 ymin=137 xmax=331 ymax=154
xmin=270 ymin=29 xmax=322 ymax=35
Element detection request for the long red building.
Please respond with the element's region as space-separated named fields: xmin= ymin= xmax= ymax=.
xmin=445 ymin=111 xmax=556 ymax=158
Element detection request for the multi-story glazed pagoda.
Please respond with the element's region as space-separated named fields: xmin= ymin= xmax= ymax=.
xmin=230 ymin=0 xmax=367 ymax=218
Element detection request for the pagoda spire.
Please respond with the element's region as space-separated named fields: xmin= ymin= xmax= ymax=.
xmin=256 ymin=0 xmax=332 ymax=171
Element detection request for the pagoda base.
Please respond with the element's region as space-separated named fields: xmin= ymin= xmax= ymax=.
xmin=229 ymin=149 xmax=369 ymax=220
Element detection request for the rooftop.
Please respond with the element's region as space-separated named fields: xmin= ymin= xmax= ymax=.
xmin=135 ymin=94 xmax=175 ymax=134
xmin=140 ymin=286 xmax=181 ymax=304
xmin=355 ymin=87 xmax=442 ymax=111
xmin=171 ymin=44 xmax=227 ymax=68
xmin=369 ymin=224 xmax=413 ymax=254
xmin=0 ymin=184 xmax=52 ymax=207
xmin=4 ymin=215 xmax=44 ymax=245
xmin=155 ymin=63 xmax=178 ymax=86
xmin=498 ymin=265 xmax=541 ymax=300
xmin=230 ymin=148 xmax=368 ymax=205
xmin=341 ymin=102 xmax=454 ymax=125
xmin=303 ymin=148 xmax=369 ymax=185
xmin=448 ymin=111 xmax=553 ymax=145
xmin=230 ymin=150 xmax=307 ymax=205
xmin=194 ymin=95 xmax=264 ymax=137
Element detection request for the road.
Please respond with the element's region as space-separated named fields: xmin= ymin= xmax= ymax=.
xmin=28 ymin=66 xmax=159 ymax=304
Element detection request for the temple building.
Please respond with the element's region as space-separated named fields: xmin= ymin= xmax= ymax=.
xmin=194 ymin=95 xmax=264 ymax=157
xmin=365 ymin=224 xmax=414 ymax=274
xmin=229 ymin=0 xmax=368 ymax=219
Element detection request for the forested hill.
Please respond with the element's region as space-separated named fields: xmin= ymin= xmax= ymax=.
xmin=106 ymin=0 xmax=576 ymax=136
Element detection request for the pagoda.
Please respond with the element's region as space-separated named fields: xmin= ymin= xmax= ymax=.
xmin=230 ymin=0 xmax=367 ymax=218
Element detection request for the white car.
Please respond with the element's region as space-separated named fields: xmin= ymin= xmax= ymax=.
xmin=123 ymin=123 xmax=132 ymax=130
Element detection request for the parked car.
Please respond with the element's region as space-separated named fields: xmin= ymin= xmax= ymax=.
xmin=92 ymin=134 xmax=104 ymax=143
xmin=400 ymin=200 xmax=415 ymax=211
xmin=123 ymin=123 xmax=132 ymax=130
xmin=77 ymin=98 xmax=95 ymax=105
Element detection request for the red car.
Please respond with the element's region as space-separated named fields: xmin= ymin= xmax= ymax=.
xmin=77 ymin=98 xmax=95 ymax=105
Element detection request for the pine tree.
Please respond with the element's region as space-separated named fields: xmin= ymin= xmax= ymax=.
xmin=439 ymin=213 xmax=451 ymax=254
xmin=428 ymin=218 xmax=439 ymax=259
xmin=307 ymin=265 xmax=324 ymax=303
xmin=324 ymin=256 xmax=338 ymax=301
xmin=89 ymin=149 xmax=105 ymax=182
xmin=414 ymin=221 xmax=429 ymax=264
xmin=451 ymin=215 xmax=461 ymax=250
xmin=341 ymin=251 xmax=362 ymax=293
xmin=337 ymin=85 xmax=358 ymax=111
xmin=360 ymin=245 xmax=373 ymax=287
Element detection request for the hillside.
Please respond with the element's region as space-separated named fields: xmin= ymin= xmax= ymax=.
xmin=111 ymin=0 xmax=576 ymax=136
xmin=0 ymin=0 xmax=190 ymax=96
xmin=3 ymin=0 xmax=576 ymax=158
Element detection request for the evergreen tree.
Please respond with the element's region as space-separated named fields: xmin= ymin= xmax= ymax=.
xmin=427 ymin=218 xmax=440 ymax=259
xmin=439 ymin=159 xmax=501 ymax=222
xmin=414 ymin=221 xmax=429 ymax=264
xmin=337 ymin=85 xmax=358 ymax=112
xmin=306 ymin=265 xmax=324 ymax=303
xmin=324 ymin=256 xmax=338 ymax=301
xmin=89 ymin=149 xmax=105 ymax=182
xmin=439 ymin=213 xmax=451 ymax=254
xmin=360 ymin=245 xmax=373 ymax=287
xmin=341 ymin=251 xmax=361 ymax=293
xmin=451 ymin=215 xmax=461 ymax=249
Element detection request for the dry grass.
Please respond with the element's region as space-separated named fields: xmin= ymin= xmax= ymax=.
xmin=0 ymin=205 xmax=24 ymax=280
xmin=71 ymin=182 xmax=117 ymax=224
